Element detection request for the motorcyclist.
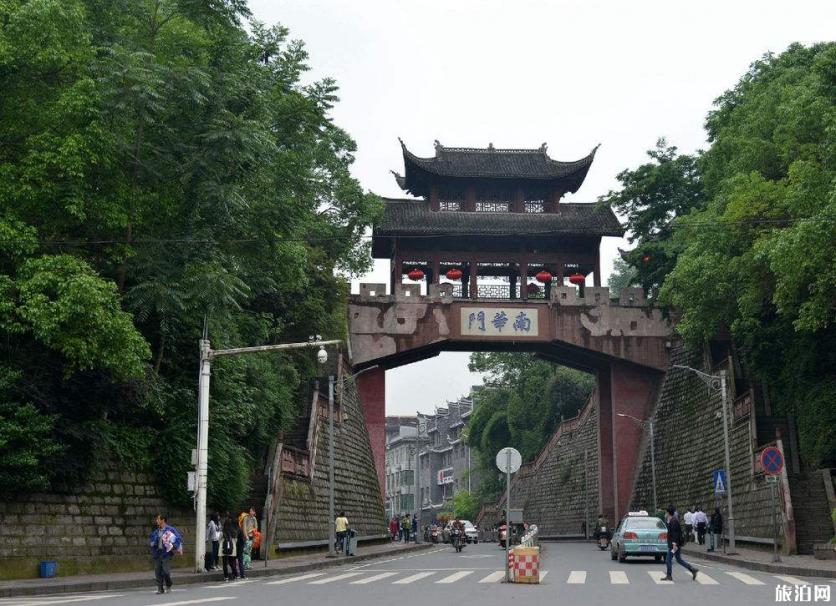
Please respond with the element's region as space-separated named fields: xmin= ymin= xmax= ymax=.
xmin=595 ymin=513 xmax=610 ymax=543
xmin=451 ymin=518 xmax=465 ymax=549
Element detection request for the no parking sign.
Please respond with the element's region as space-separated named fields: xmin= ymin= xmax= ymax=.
xmin=760 ymin=446 xmax=784 ymax=476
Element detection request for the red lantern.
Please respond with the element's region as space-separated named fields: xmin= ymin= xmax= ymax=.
xmin=535 ymin=270 xmax=552 ymax=284
xmin=446 ymin=268 xmax=463 ymax=280
xmin=407 ymin=268 xmax=424 ymax=281
xmin=526 ymin=283 xmax=540 ymax=294
xmin=642 ymin=254 xmax=651 ymax=264
xmin=569 ymin=272 xmax=585 ymax=286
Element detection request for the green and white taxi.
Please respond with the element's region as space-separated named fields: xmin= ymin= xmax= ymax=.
xmin=610 ymin=511 xmax=668 ymax=562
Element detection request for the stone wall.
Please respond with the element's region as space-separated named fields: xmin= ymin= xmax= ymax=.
xmin=0 ymin=467 xmax=195 ymax=580
xmin=629 ymin=346 xmax=782 ymax=542
xmin=274 ymin=373 xmax=387 ymax=546
xmin=480 ymin=395 xmax=600 ymax=536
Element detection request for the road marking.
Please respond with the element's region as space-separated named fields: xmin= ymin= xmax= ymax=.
xmin=436 ymin=571 xmax=473 ymax=583
xmin=393 ymin=572 xmax=434 ymax=584
xmin=7 ymin=596 xmax=125 ymax=606
xmin=567 ymin=570 xmax=586 ymax=584
xmin=648 ymin=571 xmax=674 ymax=584
xmin=351 ymin=572 xmax=398 ymax=585
xmin=609 ymin=571 xmax=629 ymax=584
xmin=725 ymin=571 xmax=764 ymax=585
xmin=539 ymin=570 xmax=549 ymax=581
xmin=309 ymin=572 xmax=362 ymax=585
xmin=204 ymin=580 xmax=255 ymax=589
xmin=696 ymin=572 xmax=719 ymax=585
xmin=478 ymin=571 xmax=505 ymax=583
xmin=774 ymin=575 xmax=809 ymax=585
xmin=142 ymin=598 xmax=235 ymax=606
xmin=264 ymin=573 xmax=324 ymax=585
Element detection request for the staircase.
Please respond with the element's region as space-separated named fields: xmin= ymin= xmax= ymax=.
xmin=788 ymin=469 xmax=833 ymax=554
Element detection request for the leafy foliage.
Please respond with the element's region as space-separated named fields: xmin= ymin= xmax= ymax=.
xmin=608 ymin=43 xmax=836 ymax=466
xmin=0 ymin=0 xmax=380 ymax=505
xmin=466 ymin=353 xmax=594 ymax=501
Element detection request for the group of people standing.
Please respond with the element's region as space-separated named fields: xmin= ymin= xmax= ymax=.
xmin=206 ymin=507 xmax=262 ymax=582
xmin=389 ymin=514 xmax=417 ymax=542
xmin=683 ymin=506 xmax=724 ymax=551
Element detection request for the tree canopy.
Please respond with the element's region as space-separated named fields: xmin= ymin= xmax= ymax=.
xmin=608 ymin=43 xmax=836 ymax=467
xmin=0 ymin=0 xmax=380 ymax=506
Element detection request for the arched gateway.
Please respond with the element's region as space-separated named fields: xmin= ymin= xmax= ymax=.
xmin=349 ymin=140 xmax=674 ymax=521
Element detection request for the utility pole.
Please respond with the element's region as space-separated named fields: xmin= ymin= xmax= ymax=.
xmin=327 ymin=375 xmax=336 ymax=557
xmin=413 ymin=444 xmax=421 ymax=543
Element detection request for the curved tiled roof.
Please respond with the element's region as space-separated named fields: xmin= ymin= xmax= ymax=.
xmin=374 ymin=198 xmax=623 ymax=238
xmin=395 ymin=140 xmax=599 ymax=196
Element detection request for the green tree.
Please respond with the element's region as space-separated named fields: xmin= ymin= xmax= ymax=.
xmin=0 ymin=0 xmax=381 ymax=504
xmin=607 ymin=257 xmax=638 ymax=295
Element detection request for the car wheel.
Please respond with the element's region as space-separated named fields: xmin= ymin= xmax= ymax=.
xmin=654 ymin=555 xmax=662 ymax=562
xmin=618 ymin=546 xmax=626 ymax=563
xmin=610 ymin=547 xmax=617 ymax=561
xmin=474 ymin=540 xmax=478 ymax=544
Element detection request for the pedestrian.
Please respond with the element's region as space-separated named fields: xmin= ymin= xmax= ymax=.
xmin=149 ymin=514 xmax=183 ymax=594
xmin=661 ymin=505 xmax=698 ymax=582
xmin=221 ymin=514 xmax=239 ymax=582
xmin=390 ymin=516 xmax=399 ymax=541
xmin=683 ymin=508 xmax=694 ymax=545
xmin=335 ymin=511 xmax=349 ymax=553
xmin=695 ymin=507 xmax=708 ymax=545
xmin=242 ymin=507 xmax=258 ymax=538
xmin=236 ymin=522 xmax=246 ymax=578
xmin=207 ymin=512 xmax=221 ymax=570
xmin=708 ymin=507 xmax=723 ymax=552
xmin=401 ymin=514 xmax=411 ymax=542
xmin=411 ymin=514 xmax=418 ymax=542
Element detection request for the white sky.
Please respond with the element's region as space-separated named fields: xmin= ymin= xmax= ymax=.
xmin=249 ymin=0 xmax=836 ymax=416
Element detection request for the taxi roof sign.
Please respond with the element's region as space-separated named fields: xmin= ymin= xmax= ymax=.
xmin=627 ymin=510 xmax=649 ymax=516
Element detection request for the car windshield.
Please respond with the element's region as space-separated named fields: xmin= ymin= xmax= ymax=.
xmin=624 ymin=517 xmax=666 ymax=530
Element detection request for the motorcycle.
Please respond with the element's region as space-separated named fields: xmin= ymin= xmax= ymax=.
xmin=598 ymin=526 xmax=610 ymax=550
xmin=430 ymin=527 xmax=440 ymax=543
xmin=450 ymin=528 xmax=464 ymax=553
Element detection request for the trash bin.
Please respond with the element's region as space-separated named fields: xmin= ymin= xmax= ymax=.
xmin=39 ymin=560 xmax=58 ymax=578
xmin=345 ymin=529 xmax=357 ymax=556
xmin=512 ymin=546 xmax=540 ymax=584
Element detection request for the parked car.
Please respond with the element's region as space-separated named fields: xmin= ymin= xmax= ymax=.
xmin=610 ymin=511 xmax=667 ymax=563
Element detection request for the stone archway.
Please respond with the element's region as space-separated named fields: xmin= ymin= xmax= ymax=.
xmin=349 ymin=282 xmax=673 ymax=521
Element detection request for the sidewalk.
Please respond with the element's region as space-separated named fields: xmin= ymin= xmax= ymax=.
xmin=0 ymin=541 xmax=433 ymax=598
xmin=683 ymin=542 xmax=836 ymax=579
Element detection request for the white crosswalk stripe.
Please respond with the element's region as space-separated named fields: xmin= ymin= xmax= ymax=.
xmin=609 ymin=571 xmax=629 ymax=584
xmin=309 ymin=572 xmax=362 ymax=585
xmin=539 ymin=570 xmax=549 ymax=581
xmin=567 ymin=570 xmax=586 ymax=584
xmin=141 ymin=599 xmax=235 ymax=606
xmin=392 ymin=571 xmax=435 ymax=584
xmin=436 ymin=571 xmax=473 ymax=584
xmin=695 ymin=572 xmax=719 ymax=585
xmin=351 ymin=572 xmax=399 ymax=585
xmin=774 ymin=575 xmax=809 ymax=585
xmin=2 ymin=596 xmax=125 ymax=606
xmin=648 ymin=571 xmax=674 ymax=584
xmin=725 ymin=571 xmax=765 ymax=585
xmin=478 ymin=571 xmax=505 ymax=583
xmin=264 ymin=573 xmax=324 ymax=585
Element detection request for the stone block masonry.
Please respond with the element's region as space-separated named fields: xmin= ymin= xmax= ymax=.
xmin=630 ymin=346 xmax=785 ymax=543
xmin=0 ymin=468 xmax=195 ymax=580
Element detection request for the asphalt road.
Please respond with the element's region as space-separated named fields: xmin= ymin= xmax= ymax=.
xmin=1 ymin=542 xmax=832 ymax=606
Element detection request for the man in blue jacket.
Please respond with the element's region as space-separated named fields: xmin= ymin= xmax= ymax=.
xmin=149 ymin=514 xmax=183 ymax=594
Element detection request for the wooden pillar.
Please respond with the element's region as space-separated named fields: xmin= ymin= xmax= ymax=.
xmin=513 ymin=187 xmax=524 ymax=213
xmin=594 ymin=239 xmax=602 ymax=287
xmin=431 ymin=254 xmax=440 ymax=285
xmin=520 ymin=259 xmax=529 ymax=301
xmin=465 ymin=185 xmax=476 ymax=212
xmin=392 ymin=256 xmax=403 ymax=294
xmin=469 ymin=259 xmax=478 ymax=299
xmin=509 ymin=263 xmax=517 ymax=299
xmin=556 ymin=261 xmax=564 ymax=287
xmin=430 ymin=185 xmax=440 ymax=211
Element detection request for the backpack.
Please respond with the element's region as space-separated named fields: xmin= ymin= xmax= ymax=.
xmin=222 ymin=536 xmax=234 ymax=555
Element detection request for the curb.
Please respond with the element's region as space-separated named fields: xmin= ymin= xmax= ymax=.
xmin=0 ymin=543 xmax=434 ymax=598
xmin=686 ymin=549 xmax=836 ymax=580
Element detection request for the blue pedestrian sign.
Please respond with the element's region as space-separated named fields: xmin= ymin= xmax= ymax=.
xmin=713 ymin=469 xmax=727 ymax=496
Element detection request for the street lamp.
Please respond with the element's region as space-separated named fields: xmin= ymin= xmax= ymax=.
xmin=617 ymin=413 xmax=657 ymax=513
xmin=192 ymin=335 xmax=342 ymax=573
xmin=673 ymin=364 xmax=736 ymax=554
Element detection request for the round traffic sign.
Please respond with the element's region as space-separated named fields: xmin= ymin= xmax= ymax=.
xmin=760 ymin=446 xmax=784 ymax=476
xmin=496 ymin=447 xmax=522 ymax=473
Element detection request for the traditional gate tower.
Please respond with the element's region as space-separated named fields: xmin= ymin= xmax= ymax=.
xmin=351 ymin=140 xmax=673 ymax=522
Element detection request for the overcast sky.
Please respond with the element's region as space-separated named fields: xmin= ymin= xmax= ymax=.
xmin=249 ymin=0 xmax=835 ymax=416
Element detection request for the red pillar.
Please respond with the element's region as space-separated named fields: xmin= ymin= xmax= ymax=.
xmin=355 ymin=367 xmax=386 ymax=496
xmin=609 ymin=361 xmax=661 ymax=519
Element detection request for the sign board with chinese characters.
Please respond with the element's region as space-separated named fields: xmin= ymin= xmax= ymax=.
xmin=437 ymin=467 xmax=454 ymax=485
xmin=461 ymin=307 xmax=539 ymax=337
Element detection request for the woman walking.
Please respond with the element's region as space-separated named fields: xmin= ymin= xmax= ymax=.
xmin=207 ymin=513 xmax=221 ymax=570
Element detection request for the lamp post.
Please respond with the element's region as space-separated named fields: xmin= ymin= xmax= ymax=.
xmin=673 ymin=364 xmax=736 ymax=554
xmin=617 ymin=413 xmax=657 ymax=513
xmin=192 ymin=336 xmax=342 ymax=573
